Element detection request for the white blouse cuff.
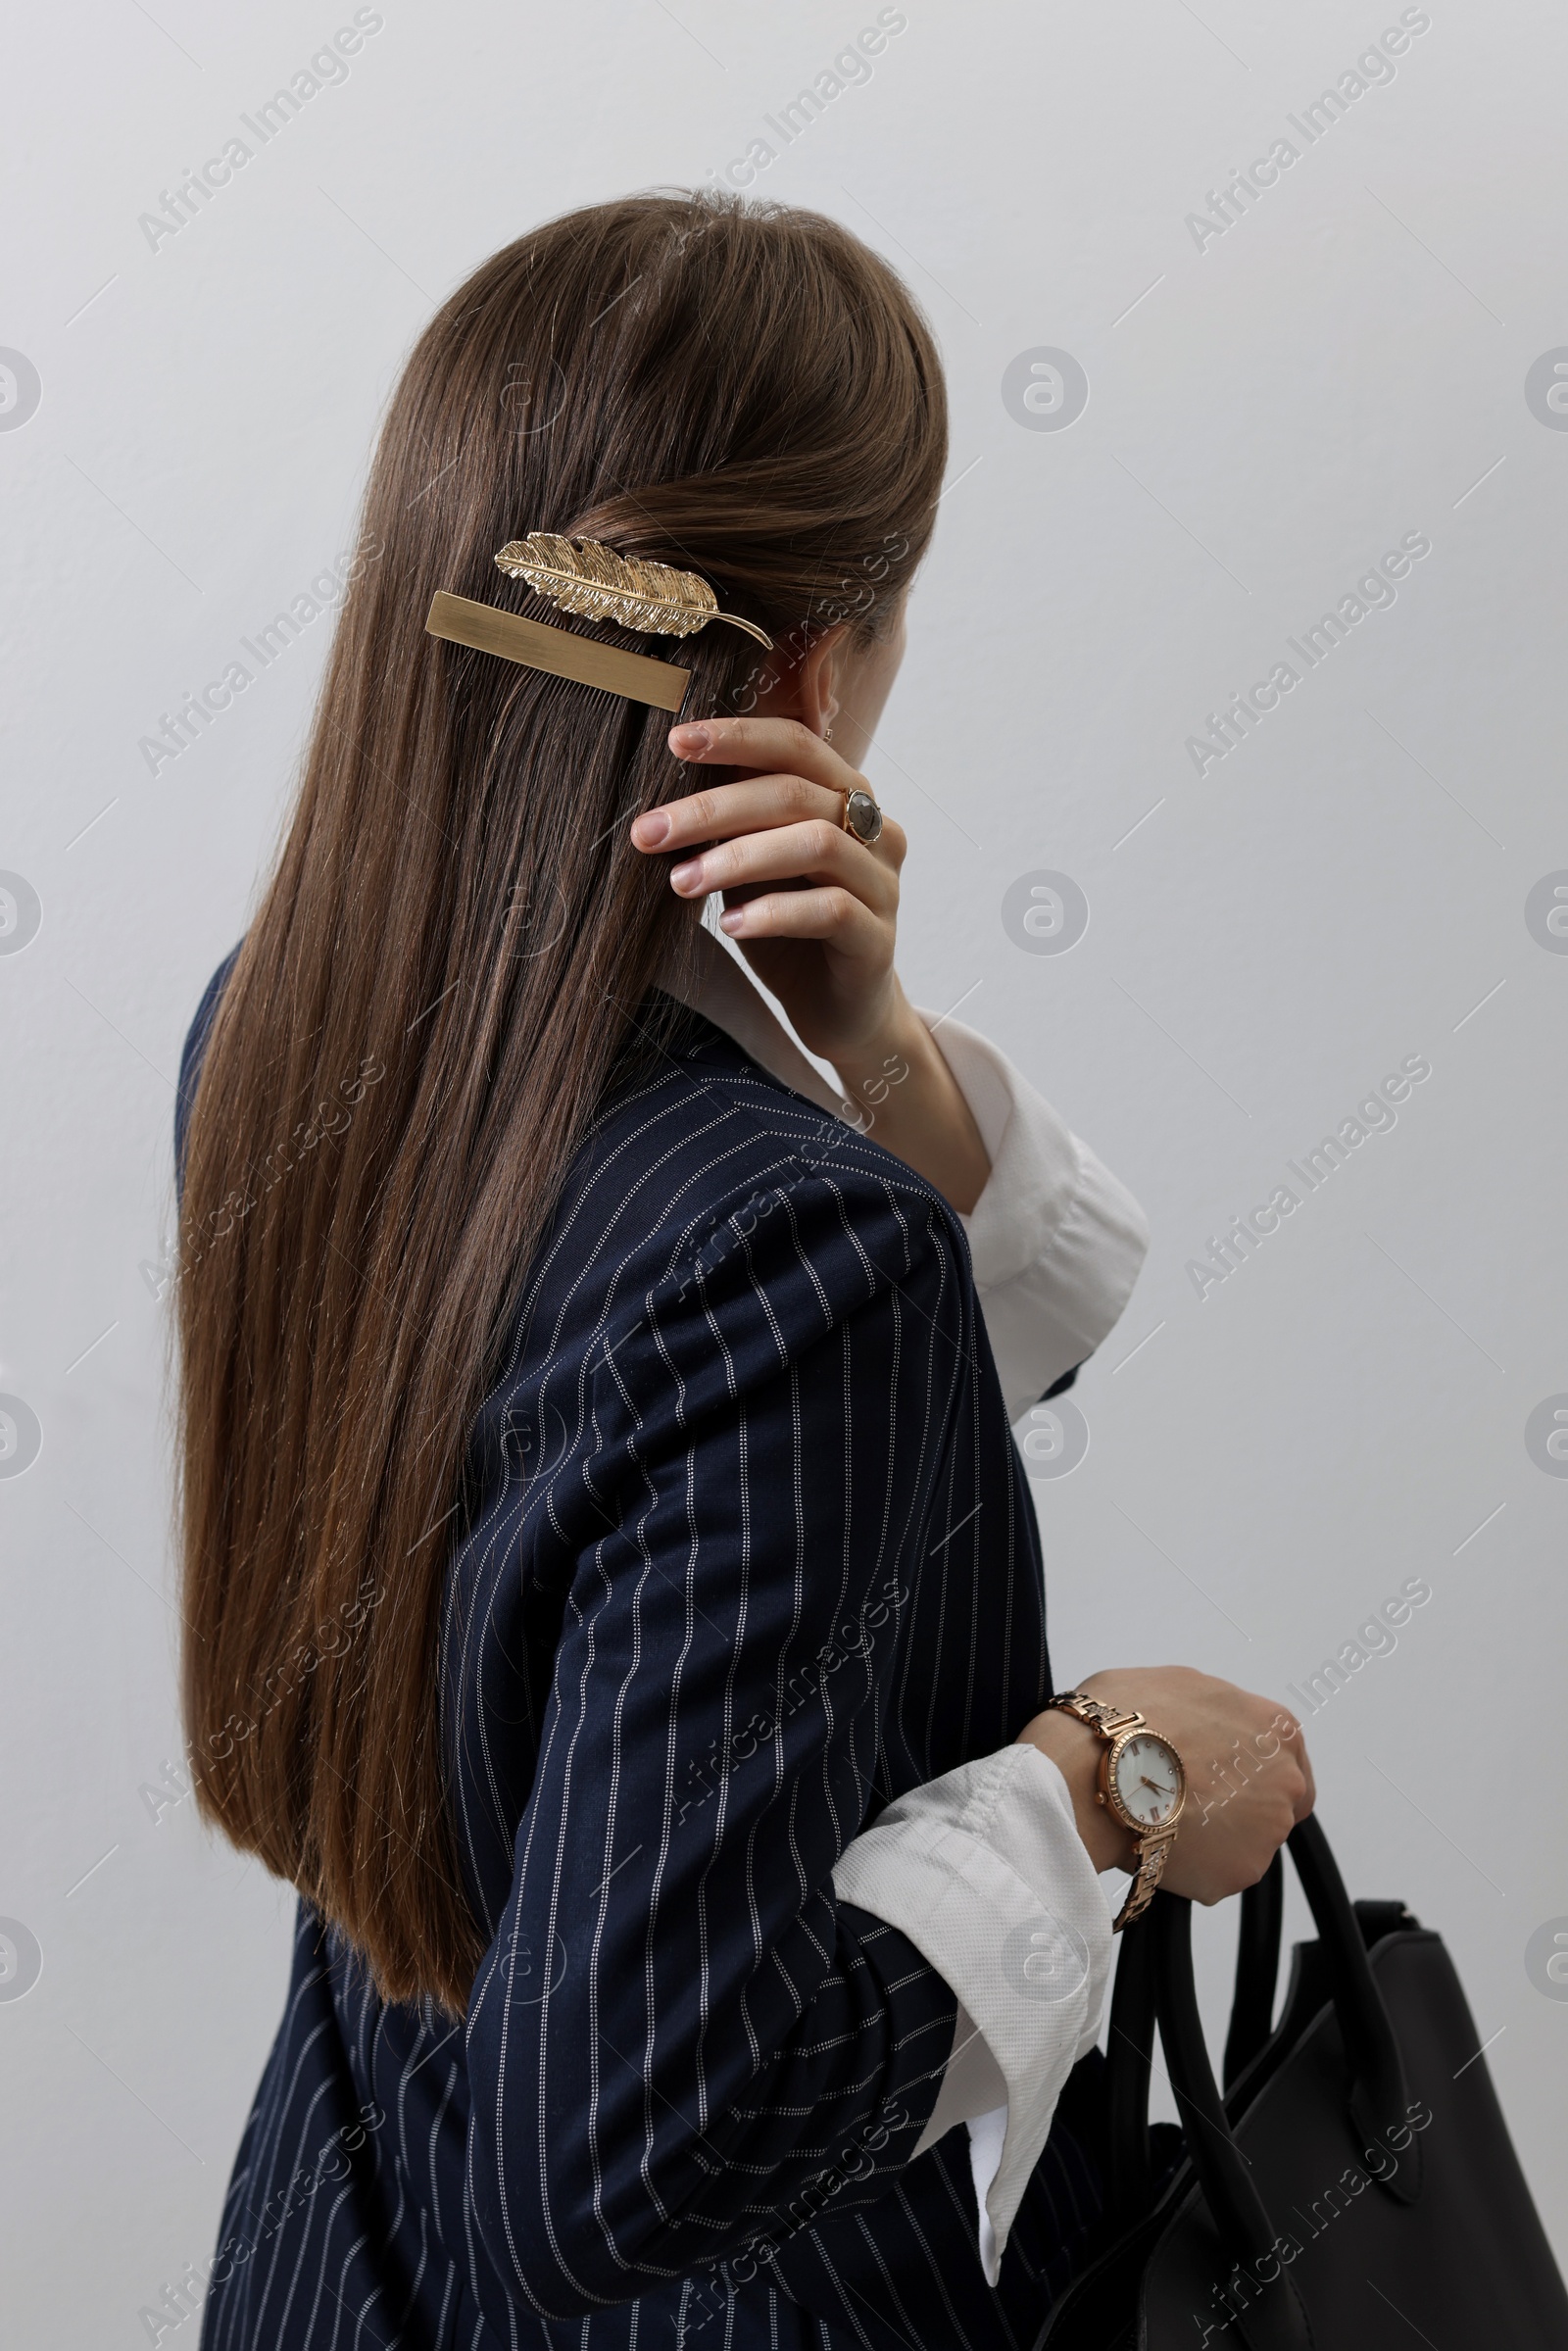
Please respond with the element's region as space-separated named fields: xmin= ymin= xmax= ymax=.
xmin=831 ymin=1742 xmax=1114 ymax=2286
xmin=914 ymin=1008 xmax=1151 ymax=1423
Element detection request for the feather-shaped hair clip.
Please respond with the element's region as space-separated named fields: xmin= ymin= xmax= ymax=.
xmin=424 ymin=532 xmax=772 ymax=712
xmin=495 ymin=533 xmax=772 ymax=650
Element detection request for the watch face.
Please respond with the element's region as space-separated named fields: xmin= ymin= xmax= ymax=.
xmin=1112 ymin=1733 xmax=1184 ymax=1828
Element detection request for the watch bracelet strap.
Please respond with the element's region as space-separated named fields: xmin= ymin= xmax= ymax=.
xmin=1048 ymin=1688 xmax=1147 ymax=1738
xmin=1114 ymin=1823 xmax=1177 ymax=1933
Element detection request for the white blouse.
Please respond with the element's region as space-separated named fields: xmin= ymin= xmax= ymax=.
xmin=667 ymin=930 xmax=1152 ymax=2285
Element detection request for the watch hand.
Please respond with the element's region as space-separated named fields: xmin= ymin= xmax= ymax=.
xmin=1140 ymin=1776 xmax=1174 ymax=1796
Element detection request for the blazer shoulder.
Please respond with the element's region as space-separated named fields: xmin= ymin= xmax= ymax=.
xmin=568 ymin=1002 xmax=974 ymax=1322
xmin=581 ymin=1103 xmax=976 ymax=1472
xmin=174 ymin=939 xmax=243 ymax=1198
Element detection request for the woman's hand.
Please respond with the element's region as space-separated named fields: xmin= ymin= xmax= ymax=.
xmin=630 ymin=715 xmax=991 ymax=1211
xmin=634 ymin=715 xmax=904 ymax=1065
xmin=1018 ymin=1666 xmax=1315 ymax=1904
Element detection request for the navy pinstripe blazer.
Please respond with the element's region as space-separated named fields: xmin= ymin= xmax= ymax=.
xmin=177 ymin=950 xmax=1102 ymax=2351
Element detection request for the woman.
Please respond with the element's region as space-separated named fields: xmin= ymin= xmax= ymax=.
xmin=174 ymin=192 xmax=1312 ymax=2351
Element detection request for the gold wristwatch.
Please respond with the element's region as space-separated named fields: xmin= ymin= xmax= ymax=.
xmin=1048 ymin=1690 xmax=1187 ymax=1931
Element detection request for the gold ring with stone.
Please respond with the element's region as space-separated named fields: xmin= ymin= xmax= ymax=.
xmin=840 ymin=785 xmax=884 ymax=845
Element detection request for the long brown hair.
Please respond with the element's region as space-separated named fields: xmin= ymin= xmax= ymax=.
xmin=175 ymin=191 xmax=948 ymax=2018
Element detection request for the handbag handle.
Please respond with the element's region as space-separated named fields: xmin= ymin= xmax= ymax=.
xmin=1106 ymin=1818 xmax=1422 ymax=2258
xmin=1286 ymin=1816 xmax=1419 ymax=2194
xmin=1223 ymin=1848 xmax=1284 ymax=2089
xmin=1106 ymin=1864 xmax=1281 ymax=2221
xmin=1152 ymin=1890 xmax=1315 ymax=2351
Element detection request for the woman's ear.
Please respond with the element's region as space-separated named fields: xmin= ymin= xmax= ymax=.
xmin=751 ymin=623 xmax=851 ymax=738
xmin=799 ymin=626 xmax=849 ymax=741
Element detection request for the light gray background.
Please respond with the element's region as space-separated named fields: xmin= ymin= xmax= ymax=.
xmin=3 ymin=0 xmax=1565 ymax=2334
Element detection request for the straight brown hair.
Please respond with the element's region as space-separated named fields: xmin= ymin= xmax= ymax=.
xmin=175 ymin=191 xmax=948 ymax=2018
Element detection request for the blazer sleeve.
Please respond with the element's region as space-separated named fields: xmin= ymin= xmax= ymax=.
xmin=462 ymin=1156 xmax=977 ymax=2320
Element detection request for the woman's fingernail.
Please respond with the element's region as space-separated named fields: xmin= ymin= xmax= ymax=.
xmin=718 ymin=908 xmax=745 ymax=935
xmin=668 ymin=722 xmax=710 ymax=756
xmin=669 ymin=858 xmax=703 ymax=893
xmin=631 ymin=810 xmax=669 ymax=847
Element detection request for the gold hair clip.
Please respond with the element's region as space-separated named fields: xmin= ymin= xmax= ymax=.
xmin=495 ymin=535 xmax=772 ymax=649
xmin=424 ymin=534 xmax=772 ymax=713
xmin=425 ymin=590 xmax=693 ymax=710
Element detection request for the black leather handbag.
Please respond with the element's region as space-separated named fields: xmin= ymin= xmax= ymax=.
xmin=1036 ymin=1815 xmax=1568 ymax=2349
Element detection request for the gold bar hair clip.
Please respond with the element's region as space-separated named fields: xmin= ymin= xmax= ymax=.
xmin=425 ymin=534 xmax=772 ymax=713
